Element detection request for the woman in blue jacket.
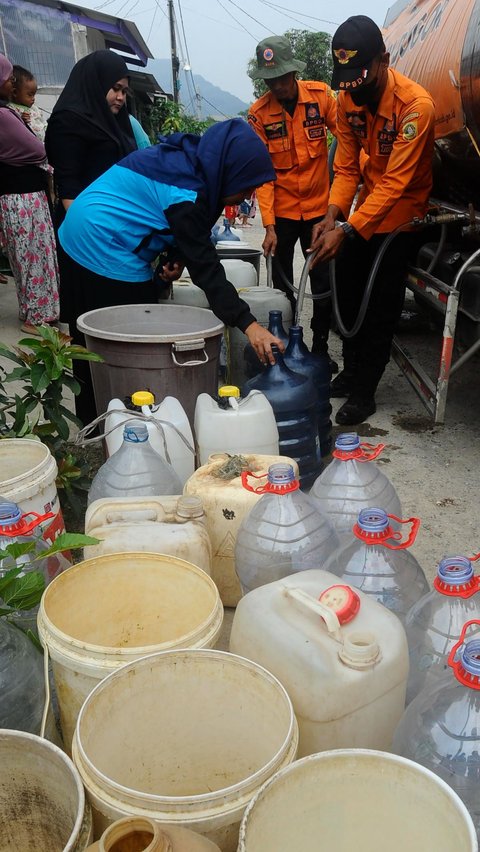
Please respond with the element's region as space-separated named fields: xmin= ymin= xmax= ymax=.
xmin=59 ymin=118 xmax=282 ymax=424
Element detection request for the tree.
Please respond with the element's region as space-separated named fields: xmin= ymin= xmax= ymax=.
xmin=139 ymin=100 xmax=215 ymax=141
xmin=247 ymin=29 xmax=333 ymax=100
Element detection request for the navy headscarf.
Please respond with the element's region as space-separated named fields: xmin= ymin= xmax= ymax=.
xmin=120 ymin=118 xmax=276 ymax=221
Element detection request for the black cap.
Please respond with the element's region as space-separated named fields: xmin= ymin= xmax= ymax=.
xmin=331 ymin=15 xmax=385 ymax=92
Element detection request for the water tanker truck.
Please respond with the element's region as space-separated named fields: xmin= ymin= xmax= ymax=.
xmin=381 ymin=0 xmax=480 ymax=420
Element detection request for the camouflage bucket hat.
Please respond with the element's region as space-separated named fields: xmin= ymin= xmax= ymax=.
xmin=249 ymin=35 xmax=306 ymax=80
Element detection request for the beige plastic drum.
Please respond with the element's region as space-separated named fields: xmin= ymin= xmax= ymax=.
xmin=238 ymin=749 xmax=478 ymax=852
xmin=37 ymin=552 xmax=223 ymax=750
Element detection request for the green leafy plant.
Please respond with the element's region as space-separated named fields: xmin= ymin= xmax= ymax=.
xmin=0 ymin=325 xmax=103 ymax=513
xmin=143 ymin=99 xmax=215 ymax=140
xmin=0 ymin=532 xmax=99 ymax=645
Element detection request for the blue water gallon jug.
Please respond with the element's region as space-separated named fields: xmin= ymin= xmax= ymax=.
xmin=324 ymin=507 xmax=429 ymax=623
xmin=244 ymin=310 xmax=290 ymax=380
xmin=393 ymin=619 xmax=480 ymax=838
xmin=242 ymin=345 xmax=323 ymax=490
xmin=88 ymin=422 xmax=182 ymax=504
xmin=235 ymin=463 xmax=339 ymax=595
xmin=309 ymin=433 xmax=402 ymax=539
xmin=283 ymin=325 xmax=332 ymax=458
xmin=405 ymin=554 xmax=480 ymax=704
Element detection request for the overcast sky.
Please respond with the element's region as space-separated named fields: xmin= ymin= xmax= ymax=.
xmin=83 ymin=0 xmax=394 ymax=105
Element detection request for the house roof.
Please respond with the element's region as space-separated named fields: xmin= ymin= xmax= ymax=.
xmin=17 ymin=0 xmax=152 ymax=65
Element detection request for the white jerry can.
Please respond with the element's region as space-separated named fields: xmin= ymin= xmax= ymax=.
xmin=230 ymin=569 xmax=409 ymax=757
xmin=194 ymin=387 xmax=279 ymax=465
xmin=84 ymin=495 xmax=212 ymax=576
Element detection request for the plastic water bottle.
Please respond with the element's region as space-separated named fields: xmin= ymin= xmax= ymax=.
xmin=235 ymin=462 xmax=339 ymax=595
xmin=105 ymin=390 xmax=194 ymax=486
xmin=393 ymin=620 xmax=480 ymax=838
xmin=219 ymin=220 xmax=240 ymax=241
xmin=283 ymin=325 xmax=332 ymax=458
xmin=88 ymin=422 xmax=182 ymax=504
xmin=0 ymin=500 xmax=53 ymax=631
xmin=324 ymin=507 xmax=429 ymax=624
xmin=405 ymin=554 xmax=480 ymax=704
xmin=242 ymin=345 xmax=323 ymax=490
xmin=309 ymin=433 xmax=402 ymax=540
xmin=244 ymin=310 xmax=290 ymax=380
xmin=0 ymin=618 xmax=44 ymax=733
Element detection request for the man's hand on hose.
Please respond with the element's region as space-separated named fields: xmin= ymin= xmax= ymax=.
xmin=245 ymin=321 xmax=284 ymax=366
xmin=262 ymin=225 xmax=277 ymax=257
xmin=308 ymin=206 xmax=342 ymax=268
xmin=309 ymin=227 xmax=345 ymax=268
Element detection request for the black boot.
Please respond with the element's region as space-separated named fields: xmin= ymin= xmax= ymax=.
xmin=335 ymin=394 xmax=376 ymax=425
xmin=330 ymin=369 xmax=356 ymax=397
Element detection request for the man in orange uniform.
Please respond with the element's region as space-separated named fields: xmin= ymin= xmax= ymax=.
xmin=310 ymin=15 xmax=435 ymax=425
xmin=248 ymin=36 xmax=337 ymax=363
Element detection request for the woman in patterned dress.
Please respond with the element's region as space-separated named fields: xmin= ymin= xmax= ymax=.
xmin=0 ymin=54 xmax=59 ymax=332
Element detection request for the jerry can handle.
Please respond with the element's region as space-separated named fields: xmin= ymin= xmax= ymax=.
xmin=14 ymin=510 xmax=54 ymax=536
xmin=281 ymin=586 xmax=342 ymax=641
xmin=241 ymin=471 xmax=268 ymax=493
xmin=358 ymin=442 xmax=385 ymax=461
xmin=471 ymin=553 xmax=480 ymax=562
xmin=383 ymin=515 xmax=420 ymax=550
xmin=448 ymin=619 xmax=480 ymax=669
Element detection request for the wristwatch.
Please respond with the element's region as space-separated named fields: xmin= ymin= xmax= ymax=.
xmin=338 ymin=221 xmax=357 ymax=240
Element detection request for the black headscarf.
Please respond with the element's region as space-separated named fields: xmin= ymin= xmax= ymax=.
xmin=50 ymin=50 xmax=136 ymax=157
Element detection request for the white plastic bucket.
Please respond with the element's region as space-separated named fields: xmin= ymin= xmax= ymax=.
xmin=238 ymin=749 xmax=478 ymax=852
xmin=0 ymin=438 xmax=69 ymax=576
xmin=0 ymin=729 xmax=93 ymax=851
xmin=37 ymin=553 xmax=223 ymax=750
xmin=72 ymin=649 xmax=298 ymax=852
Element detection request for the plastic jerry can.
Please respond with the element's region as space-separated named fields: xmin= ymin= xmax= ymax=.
xmin=394 ymin=619 xmax=480 ymax=840
xmin=235 ymin=463 xmax=338 ymax=595
xmin=194 ymin=386 xmax=279 ymax=465
xmin=230 ymin=568 xmax=409 ymax=757
xmin=324 ymin=507 xmax=429 ymax=624
xmin=86 ymin=816 xmax=221 ymax=851
xmin=84 ymin=495 xmax=212 ymax=575
xmin=105 ymin=391 xmax=194 ymax=486
xmin=309 ymin=433 xmax=402 ymax=541
xmin=183 ymin=453 xmax=298 ymax=607
xmin=405 ymin=553 xmax=480 ymax=704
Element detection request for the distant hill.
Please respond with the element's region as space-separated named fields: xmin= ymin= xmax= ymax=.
xmin=146 ymin=58 xmax=250 ymax=120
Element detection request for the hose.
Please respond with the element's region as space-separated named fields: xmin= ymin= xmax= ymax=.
xmin=266 ymin=212 xmax=468 ymax=339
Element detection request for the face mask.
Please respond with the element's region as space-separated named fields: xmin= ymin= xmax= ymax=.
xmin=350 ymin=76 xmax=379 ymax=106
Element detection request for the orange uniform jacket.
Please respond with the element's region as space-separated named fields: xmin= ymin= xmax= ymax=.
xmin=330 ymin=68 xmax=435 ymax=240
xmin=248 ymin=80 xmax=337 ymax=226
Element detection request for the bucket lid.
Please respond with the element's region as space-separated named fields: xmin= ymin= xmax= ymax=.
xmin=77 ymin=304 xmax=224 ymax=343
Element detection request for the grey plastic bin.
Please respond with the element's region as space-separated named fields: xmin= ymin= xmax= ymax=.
xmin=77 ymin=304 xmax=224 ymax=426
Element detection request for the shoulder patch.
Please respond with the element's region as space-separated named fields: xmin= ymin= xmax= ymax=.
xmin=247 ymin=113 xmax=257 ymax=124
xmin=402 ymin=111 xmax=419 ymax=123
xmin=402 ymin=120 xmax=418 ymax=141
